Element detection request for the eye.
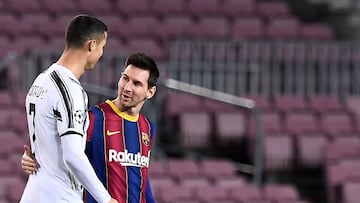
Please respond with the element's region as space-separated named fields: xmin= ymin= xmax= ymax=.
xmin=122 ymin=76 xmax=129 ymax=82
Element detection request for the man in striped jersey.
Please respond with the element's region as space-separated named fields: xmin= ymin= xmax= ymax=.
xmin=22 ymin=52 xmax=159 ymax=203
xmin=20 ymin=14 xmax=118 ymax=203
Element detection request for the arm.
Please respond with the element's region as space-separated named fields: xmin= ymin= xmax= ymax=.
xmin=61 ymin=134 xmax=113 ymax=203
xmin=21 ymin=143 xmax=117 ymax=203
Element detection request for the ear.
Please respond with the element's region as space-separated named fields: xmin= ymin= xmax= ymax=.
xmin=87 ymin=39 xmax=97 ymax=52
xmin=146 ymin=86 xmax=156 ymax=100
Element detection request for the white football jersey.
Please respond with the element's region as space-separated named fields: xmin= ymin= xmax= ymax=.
xmin=20 ymin=64 xmax=89 ymax=202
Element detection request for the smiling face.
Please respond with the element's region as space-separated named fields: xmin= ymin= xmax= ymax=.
xmin=117 ymin=64 xmax=156 ymax=114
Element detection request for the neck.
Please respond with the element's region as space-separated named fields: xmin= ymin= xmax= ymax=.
xmin=112 ymin=98 xmax=143 ymax=117
xmin=56 ymin=49 xmax=87 ymax=79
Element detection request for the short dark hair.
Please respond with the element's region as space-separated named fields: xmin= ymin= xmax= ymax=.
xmin=124 ymin=52 xmax=160 ymax=88
xmin=65 ymin=14 xmax=108 ymax=48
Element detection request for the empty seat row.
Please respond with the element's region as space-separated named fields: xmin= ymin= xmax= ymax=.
xmin=2 ymin=0 xmax=292 ymax=20
xmin=324 ymin=142 xmax=360 ymax=203
xmin=152 ymin=179 xmax=308 ymax=203
xmin=162 ymin=92 xmax=360 ymax=170
xmin=0 ymin=13 xmax=334 ymax=42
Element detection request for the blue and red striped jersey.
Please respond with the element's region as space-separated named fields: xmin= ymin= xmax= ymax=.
xmin=84 ymin=100 xmax=156 ymax=203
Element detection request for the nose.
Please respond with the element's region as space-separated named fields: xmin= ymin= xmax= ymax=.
xmin=123 ymin=81 xmax=133 ymax=91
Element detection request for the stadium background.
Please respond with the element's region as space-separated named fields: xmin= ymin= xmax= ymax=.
xmin=1 ymin=0 xmax=360 ymax=202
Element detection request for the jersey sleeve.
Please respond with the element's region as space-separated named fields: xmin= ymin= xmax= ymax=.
xmin=55 ymin=83 xmax=88 ymax=138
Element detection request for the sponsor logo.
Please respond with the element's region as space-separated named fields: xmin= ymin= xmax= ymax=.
xmin=106 ymin=130 xmax=121 ymax=136
xmin=108 ymin=149 xmax=150 ymax=168
xmin=142 ymin=132 xmax=150 ymax=146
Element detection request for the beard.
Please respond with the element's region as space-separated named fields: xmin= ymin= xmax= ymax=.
xmin=120 ymin=94 xmax=146 ymax=109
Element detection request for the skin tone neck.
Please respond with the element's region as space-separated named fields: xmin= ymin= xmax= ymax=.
xmin=112 ymin=97 xmax=144 ymax=117
xmin=56 ymin=47 xmax=89 ymax=79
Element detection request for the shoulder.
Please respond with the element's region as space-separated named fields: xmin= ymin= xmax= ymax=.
xmin=139 ymin=114 xmax=154 ymax=126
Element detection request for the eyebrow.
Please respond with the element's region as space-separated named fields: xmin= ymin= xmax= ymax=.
xmin=122 ymin=73 xmax=144 ymax=85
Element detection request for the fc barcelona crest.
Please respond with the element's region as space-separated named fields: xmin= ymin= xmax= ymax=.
xmin=142 ymin=132 xmax=150 ymax=146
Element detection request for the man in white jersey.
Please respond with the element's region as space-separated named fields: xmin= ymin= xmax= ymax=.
xmin=20 ymin=14 xmax=118 ymax=203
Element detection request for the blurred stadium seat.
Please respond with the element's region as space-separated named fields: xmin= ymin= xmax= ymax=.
xmin=178 ymin=111 xmax=212 ymax=149
xmin=231 ymin=17 xmax=265 ymax=40
xmin=186 ymin=0 xmax=220 ymax=18
xmin=115 ymin=0 xmax=150 ymax=17
xmin=151 ymin=0 xmax=186 ymax=17
xmin=220 ymin=0 xmax=256 ymax=18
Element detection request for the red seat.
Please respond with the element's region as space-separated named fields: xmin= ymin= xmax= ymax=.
xmin=0 ymin=13 xmax=21 ymax=37
xmin=150 ymin=176 xmax=177 ymax=198
xmin=273 ymin=95 xmax=308 ymax=113
xmin=245 ymin=95 xmax=274 ymax=112
xmin=215 ymin=111 xmax=247 ymax=145
xmin=296 ymin=132 xmax=329 ymax=167
xmin=103 ymin=38 xmax=124 ymax=53
xmin=220 ymin=0 xmax=256 ymax=18
xmin=341 ymin=180 xmax=360 ymax=203
xmin=157 ymin=184 xmax=194 ymax=203
xmin=285 ymin=112 xmax=321 ymax=135
xmin=263 ymin=183 xmax=300 ymax=202
xmin=0 ymin=176 xmax=25 ymax=200
xmin=167 ymin=159 xmax=201 ymax=180
xmin=151 ymin=0 xmax=185 ymax=17
xmin=121 ymin=15 xmax=160 ymax=39
xmin=6 ymin=175 xmax=26 ymax=202
xmin=307 ymin=95 xmax=344 ymax=115
xmin=0 ymin=91 xmax=12 ymax=106
xmin=324 ymin=142 xmax=360 ymax=165
xmin=76 ymin=0 xmax=112 ymax=14
xmin=231 ymin=17 xmax=265 ymax=40
xmin=248 ymin=111 xmax=285 ymax=156
xmin=264 ymin=132 xmax=294 ymax=171
xmin=153 ymin=15 xmax=194 ymax=41
xmin=188 ymin=17 xmax=229 ymax=39
xmin=126 ymin=38 xmax=166 ymax=61
xmin=0 ymin=36 xmax=12 ymax=58
xmin=41 ymin=0 xmax=77 ymax=15
xmin=230 ymin=184 xmax=267 ymax=202
xmin=202 ymin=99 xmax=236 ymax=113
xmin=186 ymin=0 xmax=220 ymax=18
xmin=115 ymin=0 xmax=150 ymax=17
xmin=6 ymin=0 xmax=41 ymax=14
xmin=18 ymin=14 xmax=53 ymax=38
xmin=301 ymin=23 xmax=334 ymax=41
xmin=256 ymin=1 xmax=291 ymax=19
xmin=214 ymin=176 xmax=247 ymax=189
xmin=179 ymin=111 xmax=212 ymax=149
xmin=320 ymin=112 xmax=355 ymax=137
xmin=344 ymin=96 xmax=360 ymax=131
xmin=163 ymin=91 xmax=201 ymax=118
xmin=0 ymin=131 xmax=24 ymax=156
xmin=180 ymin=176 xmax=211 ymax=190
xmin=194 ymin=185 xmax=229 ymax=203
xmin=326 ymin=159 xmax=360 ymax=203
xmin=265 ymin=17 xmax=301 ymax=39
xmin=12 ymin=36 xmax=47 ymax=55
xmin=199 ymin=158 xmax=237 ymax=180
xmin=148 ymin=160 xmax=168 ymax=178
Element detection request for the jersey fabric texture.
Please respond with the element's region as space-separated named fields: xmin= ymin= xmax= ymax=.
xmin=84 ymin=100 xmax=156 ymax=203
xmin=21 ymin=64 xmax=89 ymax=202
